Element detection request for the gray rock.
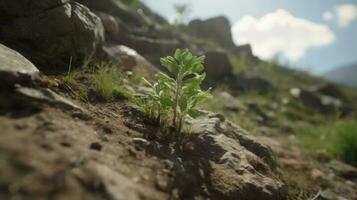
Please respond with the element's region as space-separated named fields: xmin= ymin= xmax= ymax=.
xmin=124 ymin=35 xmax=180 ymax=56
xmin=132 ymin=137 xmax=150 ymax=150
xmin=74 ymin=0 xmax=143 ymax=26
xmin=0 ymin=44 xmax=39 ymax=85
xmin=204 ymin=50 xmax=233 ymax=81
xmin=0 ymin=0 xmax=69 ymax=17
xmin=73 ymin=162 xmax=167 ymax=200
xmin=15 ymin=86 xmax=84 ymax=111
xmin=101 ymin=45 xmax=158 ymax=74
xmin=217 ymin=92 xmax=247 ymax=113
xmin=0 ymin=0 xmax=104 ymax=70
xmin=188 ymin=16 xmax=235 ymax=48
xmin=185 ymin=112 xmax=287 ymax=199
xmin=96 ymin=12 xmax=119 ymax=34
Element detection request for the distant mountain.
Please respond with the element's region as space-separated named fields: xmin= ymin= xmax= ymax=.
xmin=323 ymin=62 xmax=357 ymax=88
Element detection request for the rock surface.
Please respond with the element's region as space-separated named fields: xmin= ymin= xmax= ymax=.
xmin=101 ymin=45 xmax=158 ymax=74
xmin=184 ymin=112 xmax=287 ymax=199
xmin=189 ymin=16 xmax=235 ymax=48
xmin=75 ymin=0 xmax=143 ymax=26
xmin=0 ymin=0 xmax=104 ymax=70
xmin=204 ymin=50 xmax=233 ymax=80
xmin=15 ymin=86 xmax=84 ymax=112
xmin=0 ymin=44 xmax=39 ymax=85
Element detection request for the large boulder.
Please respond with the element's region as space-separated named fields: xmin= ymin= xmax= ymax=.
xmin=189 ymin=16 xmax=235 ymax=48
xmin=0 ymin=0 xmax=104 ymax=71
xmin=0 ymin=0 xmax=68 ymax=17
xmin=184 ymin=112 xmax=287 ymax=200
xmin=204 ymin=50 xmax=233 ymax=81
xmin=0 ymin=44 xmax=39 ymax=85
xmin=74 ymin=0 xmax=143 ymax=26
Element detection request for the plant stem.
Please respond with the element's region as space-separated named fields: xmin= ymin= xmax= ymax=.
xmin=172 ymin=69 xmax=182 ymax=130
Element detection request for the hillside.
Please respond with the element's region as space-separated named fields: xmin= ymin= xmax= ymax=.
xmin=0 ymin=1 xmax=357 ymax=200
xmin=324 ymin=62 xmax=357 ymax=88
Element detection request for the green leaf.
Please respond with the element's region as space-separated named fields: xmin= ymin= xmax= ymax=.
xmin=158 ymin=72 xmax=175 ymax=83
xmin=160 ymin=57 xmax=179 ymax=76
xmin=174 ymin=49 xmax=182 ymax=60
xmin=179 ymin=96 xmax=188 ymax=112
xmin=160 ymin=96 xmax=174 ymax=107
xmin=142 ymin=77 xmax=153 ymax=88
xmin=187 ymin=108 xmax=201 ymax=118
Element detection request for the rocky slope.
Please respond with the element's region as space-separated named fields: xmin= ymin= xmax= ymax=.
xmin=0 ymin=0 xmax=357 ymax=200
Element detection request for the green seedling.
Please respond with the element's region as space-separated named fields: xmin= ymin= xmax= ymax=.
xmin=141 ymin=49 xmax=211 ymax=138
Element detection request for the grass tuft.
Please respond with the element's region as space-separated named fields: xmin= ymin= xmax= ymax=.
xmin=93 ymin=63 xmax=121 ymax=100
xmin=297 ymin=119 xmax=357 ymax=166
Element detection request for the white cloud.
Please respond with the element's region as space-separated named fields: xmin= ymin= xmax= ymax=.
xmin=323 ymin=11 xmax=334 ymax=21
xmin=232 ymin=9 xmax=335 ymax=61
xmin=336 ymin=4 xmax=357 ymax=27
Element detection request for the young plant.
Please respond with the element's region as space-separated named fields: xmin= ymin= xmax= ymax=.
xmin=140 ymin=49 xmax=211 ymax=137
xmin=140 ymin=78 xmax=172 ymax=125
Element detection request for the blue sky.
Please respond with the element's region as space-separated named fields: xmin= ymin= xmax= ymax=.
xmin=142 ymin=0 xmax=357 ymax=75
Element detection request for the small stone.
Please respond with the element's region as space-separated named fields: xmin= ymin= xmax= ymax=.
xmin=163 ymin=160 xmax=174 ymax=170
xmin=60 ymin=142 xmax=72 ymax=148
xmin=14 ymin=122 xmax=28 ymax=130
xmin=132 ymin=137 xmax=150 ymax=150
xmin=311 ymin=169 xmax=324 ymax=181
xmin=127 ymin=147 xmax=137 ymax=157
xmin=90 ymin=142 xmax=102 ymax=151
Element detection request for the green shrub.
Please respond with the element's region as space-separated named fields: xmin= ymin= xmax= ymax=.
xmin=333 ymin=120 xmax=357 ymax=166
xmin=139 ymin=49 xmax=211 ymax=137
xmin=297 ymin=119 xmax=357 ymax=166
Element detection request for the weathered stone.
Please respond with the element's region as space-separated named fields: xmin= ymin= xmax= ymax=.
xmin=0 ymin=44 xmax=39 ymax=85
xmin=132 ymin=137 xmax=150 ymax=150
xmin=75 ymin=0 xmax=143 ymax=26
xmin=101 ymin=45 xmax=158 ymax=74
xmin=0 ymin=0 xmax=69 ymax=18
xmin=185 ymin=112 xmax=287 ymax=200
xmin=96 ymin=12 xmax=119 ymax=34
xmin=217 ymin=92 xmax=247 ymax=113
xmin=15 ymin=86 xmax=84 ymax=111
xmin=0 ymin=0 xmax=104 ymax=70
xmin=73 ymin=162 xmax=167 ymax=200
xmin=125 ymin=35 xmax=180 ymax=56
xmin=189 ymin=16 xmax=235 ymax=48
xmin=204 ymin=50 xmax=233 ymax=80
